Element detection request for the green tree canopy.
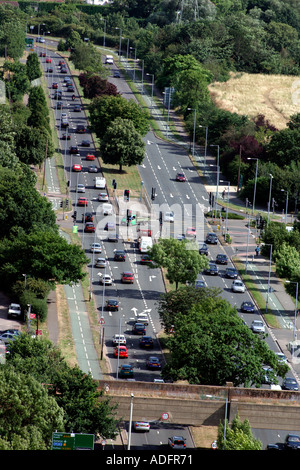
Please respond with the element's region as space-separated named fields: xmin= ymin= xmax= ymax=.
xmin=149 ymin=238 xmax=209 ymax=290
xmin=100 ymin=116 xmax=145 ymax=171
xmin=161 ymin=294 xmax=288 ymax=386
xmin=0 ymin=365 xmax=64 ymax=450
xmin=6 ymin=335 xmax=119 ymax=440
xmin=89 ymin=94 xmax=149 ymax=141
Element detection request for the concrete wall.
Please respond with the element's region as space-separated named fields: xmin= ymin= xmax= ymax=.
xmin=98 ymin=380 xmax=300 ymax=430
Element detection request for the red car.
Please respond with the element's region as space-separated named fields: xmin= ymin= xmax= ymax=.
xmin=121 ymin=272 xmax=134 ymax=284
xmin=52 ymin=82 xmax=58 ymax=89
xmin=77 ymin=197 xmax=88 ymax=206
xmin=62 ymin=133 xmax=70 ymax=140
xmin=72 ymin=164 xmax=81 ymax=172
xmin=84 ymin=222 xmax=95 ymax=233
xmin=114 ymin=346 xmax=128 ymax=358
xmin=86 ymin=154 xmax=95 ymax=161
xmin=186 ymin=227 xmax=196 ymax=238
xmin=59 ymin=60 xmax=65 ymax=66
xmin=46 ymin=57 xmax=51 ymax=63
xmin=176 ymin=172 xmax=186 ymax=182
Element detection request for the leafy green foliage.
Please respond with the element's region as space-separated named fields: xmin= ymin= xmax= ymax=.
xmin=5 ymin=335 xmax=119 ymax=442
xmin=100 ymin=117 xmax=145 ymax=171
xmin=89 ymin=94 xmax=149 ymax=140
xmin=218 ymin=414 xmax=262 ymax=450
xmin=149 ymin=238 xmax=209 ymax=290
xmin=161 ymin=295 xmax=288 ymax=386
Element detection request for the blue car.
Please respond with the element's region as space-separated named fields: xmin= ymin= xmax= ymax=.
xmin=146 ymin=356 xmax=161 ymax=370
xmin=241 ymin=301 xmax=255 ymax=313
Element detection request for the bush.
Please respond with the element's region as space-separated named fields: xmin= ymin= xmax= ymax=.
xmin=19 ymin=290 xmax=48 ymax=322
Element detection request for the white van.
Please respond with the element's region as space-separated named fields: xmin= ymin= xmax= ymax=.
xmin=103 ymin=203 xmax=113 ymax=215
xmin=105 ymin=55 xmax=114 ymax=65
xmin=95 ymin=176 xmax=106 ymax=189
xmin=139 ymin=236 xmax=153 ymax=253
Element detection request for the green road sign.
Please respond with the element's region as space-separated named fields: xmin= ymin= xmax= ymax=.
xmin=72 ymin=225 xmax=78 ymax=233
xmin=52 ymin=432 xmax=94 ymax=450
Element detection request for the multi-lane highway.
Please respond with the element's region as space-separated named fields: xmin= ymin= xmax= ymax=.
xmin=38 ymin=44 xmax=166 ymax=385
xmin=36 ymin=40 xmax=299 ymax=449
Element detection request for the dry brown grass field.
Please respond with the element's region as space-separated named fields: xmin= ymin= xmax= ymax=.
xmin=208 ymin=72 xmax=300 ymax=129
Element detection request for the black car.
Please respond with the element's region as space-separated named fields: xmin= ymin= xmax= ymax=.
xmin=216 ymin=253 xmax=228 ymax=264
xmin=285 ymin=434 xmax=300 ymax=449
xmin=132 ymin=323 xmax=146 ymax=335
xmin=198 ymin=243 xmax=208 ymax=255
xmin=204 ymin=261 xmax=218 ymax=275
xmin=74 ymin=104 xmax=81 ymax=112
xmin=54 ymin=91 xmax=62 ymax=100
xmin=241 ymin=301 xmax=255 ymax=313
xmin=139 ymin=336 xmax=154 ymax=349
xmin=106 ymin=299 xmax=119 ymax=311
xmin=76 ymin=124 xmax=85 ymax=134
xmin=282 ymin=377 xmax=299 ymax=391
xmin=114 ymin=250 xmax=126 ymax=261
xmin=206 ymin=233 xmax=218 ymax=244
xmin=141 ymin=254 xmax=152 ymax=265
xmin=113 ymin=70 xmax=121 ymax=78
xmin=225 ymin=267 xmax=238 ymax=279
xmin=70 ymin=146 xmax=80 ymax=155
xmin=82 ymin=212 xmax=93 ymax=223
xmin=81 ymin=140 xmax=90 ymax=147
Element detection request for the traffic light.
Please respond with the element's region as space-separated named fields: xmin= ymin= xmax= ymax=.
xmin=124 ymin=189 xmax=130 ymax=201
xmin=72 ymin=211 xmax=77 ymax=220
xmin=65 ymin=199 xmax=69 ymax=207
xmin=60 ymin=200 xmax=63 ymax=208
xmin=151 ymin=187 xmax=156 ymax=201
xmin=209 ymin=192 xmax=212 ymax=205
xmin=127 ymin=209 xmax=132 ymax=224
xmin=159 ymin=211 xmax=163 ymax=225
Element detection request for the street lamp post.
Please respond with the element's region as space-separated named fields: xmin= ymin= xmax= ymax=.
xmin=115 ymin=27 xmax=122 ymax=64
xmin=267 ymin=174 xmax=273 ymax=228
xmin=187 ymin=108 xmax=196 ymax=157
xmin=146 ymin=73 xmax=154 ymax=115
xmin=199 ymin=125 xmax=208 ymax=175
xmin=281 ymin=188 xmax=289 ymax=227
xmin=210 ymin=145 xmax=220 ymax=224
xmin=128 ymin=393 xmax=134 ymax=450
xmin=264 ymin=243 xmax=273 ymax=313
xmin=220 ymin=180 xmax=230 ymax=241
xmin=285 ymin=281 xmax=299 ymax=361
xmin=101 ymin=18 xmax=106 ymax=47
xmin=129 ymin=47 xmax=136 ymax=82
xmin=247 ymin=157 xmax=258 ymax=215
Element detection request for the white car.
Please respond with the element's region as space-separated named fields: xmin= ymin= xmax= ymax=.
xmin=98 ymin=192 xmax=109 ymax=202
xmin=275 ymin=352 xmax=288 ymax=364
xmin=112 ymin=334 xmax=126 ymax=345
xmin=99 ymin=274 xmax=113 ymax=285
xmin=164 ymin=211 xmax=174 ymax=222
xmin=90 ymin=243 xmax=102 ymax=253
xmin=77 ymin=184 xmax=85 ymax=193
xmin=231 ymin=280 xmax=245 ymax=293
xmin=251 ymin=320 xmax=265 ymax=334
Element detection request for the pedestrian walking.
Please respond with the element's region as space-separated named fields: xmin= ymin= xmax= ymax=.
xmin=255 ymin=245 xmax=260 ymax=256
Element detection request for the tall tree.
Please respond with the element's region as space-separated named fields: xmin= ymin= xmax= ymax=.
xmin=149 ymin=238 xmax=209 ymax=290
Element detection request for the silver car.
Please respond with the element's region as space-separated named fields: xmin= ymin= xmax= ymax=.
xmin=231 ymin=280 xmax=245 ymax=293
xmin=95 ymin=258 xmax=106 ymax=268
xmin=251 ymin=320 xmax=265 ymax=333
